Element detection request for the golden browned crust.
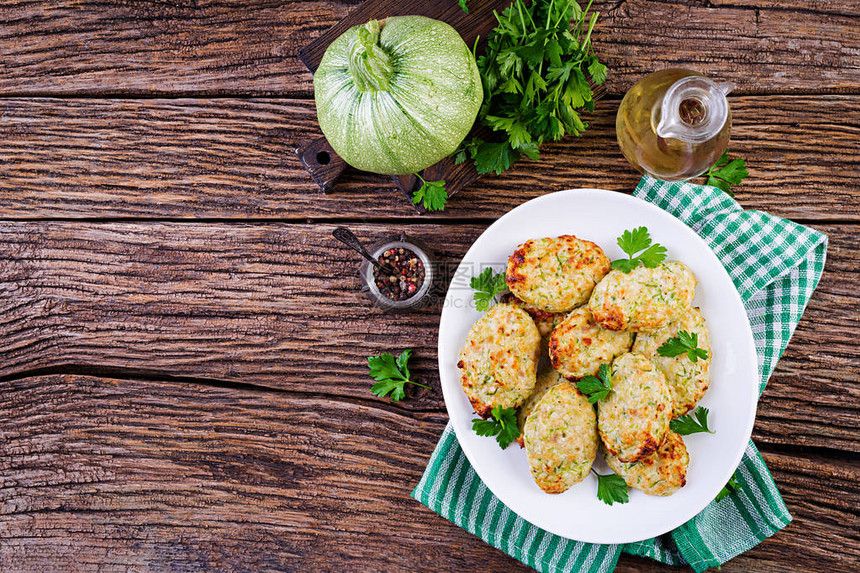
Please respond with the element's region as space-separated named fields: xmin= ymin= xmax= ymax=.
xmin=591 ymin=307 xmax=626 ymax=331
xmin=605 ymin=431 xmax=689 ymax=496
xmin=500 ymin=293 xmax=566 ymax=338
xmin=538 ymin=481 xmax=569 ymax=495
xmin=523 ymin=382 xmax=598 ymax=494
xmin=632 ymin=307 xmax=712 ymax=417
xmin=547 ymin=335 xmax=563 ymax=370
xmin=505 ymin=235 xmax=611 ymax=313
xmin=596 ymin=353 xmax=674 ymax=463
xmin=469 ymin=397 xmax=492 ymax=419
xmin=505 ymin=250 xmax=528 ymax=287
xmin=547 ymin=307 xmax=633 ymax=380
xmin=588 ymin=262 xmax=697 ymax=333
xmin=457 ymin=303 xmax=541 ymax=419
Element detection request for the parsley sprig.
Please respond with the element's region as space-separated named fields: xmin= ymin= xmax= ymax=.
xmin=657 ymin=331 xmax=709 ymax=362
xmin=458 ymin=0 xmax=468 ymax=13
xmin=715 ymin=470 xmax=741 ymax=502
xmin=577 ymin=363 xmax=613 ymax=404
xmin=412 ymin=174 xmax=448 ymax=212
xmin=592 ymin=468 xmax=629 ymax=505
xmin=704 ymin=150 xmax=749 ymax=197
xmin=470 ymin=267 xmax=508 ymax=311
xmin=610 ymin=227 xmax=667 ymax=273
xmin=455 ymin=0 xmax=606 ymax=176
xmin=367 ymin=349 xmax=429 ymax=401
xmin=669 ymin=406 xmax=714 ymax=436
xmin=472 ymin=405 xmax=520 ymax=449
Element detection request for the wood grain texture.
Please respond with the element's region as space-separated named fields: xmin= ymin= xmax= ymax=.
xmin=297 ymin=0 xmax=510 ymax=72
xmin=594 ymin=0 xmax=860 ymax=97
xmin=0 ymin=95 xmax=857 ymax=221
xmin=0 ymin=0 xmax=331 ymax=97
xmin=0 ymin=0 xmax=857 ymax=96
xmin=0 ymin=221 xmax=854 ymax=453
xmin=0 ymin=374 xmax=856 ymax=572
xmin=1 ymin=3 xmax=858 ymax=571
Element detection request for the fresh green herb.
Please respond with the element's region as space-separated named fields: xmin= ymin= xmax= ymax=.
xmin=470 ymin=267 xmax=508 ymax=311
xmin=577 ymin=363 xmax=613 ymax=404
xmin=610 ymin=226 xmax=667 ymax=273
xmin=367 ymin=349 xmax=429 ymax=401
xmin=657 ymin=330 xmax=709 ymax=362
xmin=592 ymin=468 xmax=629 ymax=505
xmin=472 ymin=405 xmax=520 ymax=449
xmin=458 ymin=0 xmax=469 ymax=13
xmin=456 ymin=0 xmax=606 ymax=176
xmin=669 ymin=406 xmax=714 ymax=436
xmin=412 ymin=175 xmax=448 ymax=212
xmin=704 ymin=150 xmax=749 ymax=197
xmin=715 ymin=470 xmax=741 ymax=502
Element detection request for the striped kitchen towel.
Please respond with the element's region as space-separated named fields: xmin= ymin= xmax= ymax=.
xmin=412 ymin=176 xmax=828 ymax=573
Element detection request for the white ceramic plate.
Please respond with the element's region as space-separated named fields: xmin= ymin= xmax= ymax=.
xmin=438 ymin=189 xmax=759 ymax=544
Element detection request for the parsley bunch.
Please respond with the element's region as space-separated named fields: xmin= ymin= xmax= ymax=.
xmin=577 ymin=363 xmax=613 ymax=403
xmin=669 ymin=406 xmax=714 ymax=436
xmin=367 ymin=349 xmax=429 ymax=401
xmin=472 ymin=405 xmax=520 ymax=449
xmin=715 ymin=470 xmax=741 ymax=502
xmin=657 ymin=331 xmax=709 ymax=362
xmin=456 ymin=0 xmax=606 ymax=175
xmin=611 ymin=226 xmax=667 ymax=273
xmin=704 ymin=150 xmax=749 ymax=197
xmin=412 ymin=175 xmax=448 ymax=212
xmin=470 ymin=267 xmax=508 ymax=311
xmin=592 ymin=469 xmax=629 ymax=505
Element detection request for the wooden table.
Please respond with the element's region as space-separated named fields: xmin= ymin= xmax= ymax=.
xmin=0 ymin=1 xmax=857 ymax=571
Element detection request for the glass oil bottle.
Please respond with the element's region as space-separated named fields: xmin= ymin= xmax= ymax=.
xmin=616 ymin=69 xmax=734 ymax=181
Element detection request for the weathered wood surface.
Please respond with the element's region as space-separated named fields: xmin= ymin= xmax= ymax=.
xmin=0 ymin=374 xmax=856 ymax=573
xmin=0 ymin=0 xmax=857 ymax=97
xmin=0 ymin=95 xmax=857 ymax=221
xmin=1 ymin=0 xmax=858 ymax=570
xmin=0 ymin=221 xmax=855 ymax=454
xmin=297 ymin=0 xmax=510 ymax=72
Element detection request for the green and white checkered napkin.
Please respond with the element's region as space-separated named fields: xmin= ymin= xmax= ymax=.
xmin=412 ymin=176 xmax=828 ymax=573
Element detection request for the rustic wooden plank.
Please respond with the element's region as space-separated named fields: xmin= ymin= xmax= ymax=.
xmin=594 ymin=0 xmax=860 ymax=97
xmin=0 ymin=374 xmax=856 ymax=572
xmin=0 ymin=95 xmax=856 ymax=221
xmin=0 ymin=0 xmax=326 ymax=97
xmin=0 ymin=221 xmax=854 ymax=452
xmin=297 ymin=0 xmax=509 ymax=73
xmin=711 ymin=0 xmax=860 ymax=18
xmin=0 ymin=1 xmax=857 ymax=96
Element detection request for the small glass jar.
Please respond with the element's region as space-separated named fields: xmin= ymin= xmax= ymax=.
xmin=616 ymin=68 xmax=734 ymax=181
xmin=359 ymin=234 xmax=435 ymax=313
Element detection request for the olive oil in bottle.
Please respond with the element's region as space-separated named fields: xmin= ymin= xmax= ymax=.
xmin=616 ymin=69 xmax=734 ymax=181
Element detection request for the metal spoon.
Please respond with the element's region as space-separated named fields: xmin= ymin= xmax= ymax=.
xmin=332 ymin=227 xmax=396 ymax=275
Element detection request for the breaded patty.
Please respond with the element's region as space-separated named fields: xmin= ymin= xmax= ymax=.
xmin=457 ymin=303 xmax=541 ymax=418
xmin=516 ymin=368 xmax=566 ymax=446
xmin=597 ymin=353 xmax=674 ymax=463
xmin=548 ymin=307 xmax=634 ymax=380
xmin=506 ymin=235 xmax=611 ymax=313
xmin=589 ymin=261 xmax=696 ymax=332
xmin=501 ymin=293 xmax=567 ymax=338
xmin=604 ymin=431 xmax=689 ymax=496
xmin=633 ymin=307 xmax=711 ymax=416
xmin=524 ymin=382 xmax=598 ymax=494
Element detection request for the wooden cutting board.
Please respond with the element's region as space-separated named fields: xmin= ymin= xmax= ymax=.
xmin=295 ymin=0 xmax=512 ymax=212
